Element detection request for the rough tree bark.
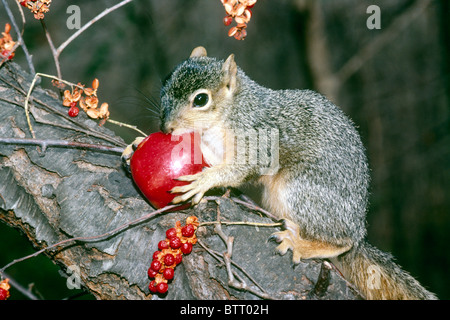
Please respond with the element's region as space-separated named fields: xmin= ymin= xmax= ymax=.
xmin=0 ymin=62 xmax=360 ymax=300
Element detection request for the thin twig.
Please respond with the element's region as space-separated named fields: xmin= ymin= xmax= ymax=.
xmin=23 ymin=72 xmax=81 ymax=139
xmin=107 ymin=118 xmax=147 ymax=137
xmin=13 ymin=0 xmax=27 ymax=33
xmin=210 ymin=203 xmax=273 ymax=299
xmin=24 ymin=72 xmax=59 ymax=138
xmin=0 ymin=204 xmax=177 ymax=276
xmin=40 ymin=19 xmax=62 ymax=79
xmin=1 ymin=0 xmax=35 ymax=74
xmin=0 ymin=137 xmax=125 ymax=154
xmin=197 ymin=240 xmax=270 ymax=297
xmin=199 ymin=221 xmax=281 ymax=228
xmin=56 ymin=0 xmax=133 ymax=56
xmin=229 ymin=196 xmax=279 ymax=221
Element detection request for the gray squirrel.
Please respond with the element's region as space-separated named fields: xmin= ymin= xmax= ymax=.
xmin=122 ymin=46 xmax=437 ymax=300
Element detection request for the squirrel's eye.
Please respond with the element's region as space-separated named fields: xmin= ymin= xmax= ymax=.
xmin=193 ymin=93 xmax=209 ymax=108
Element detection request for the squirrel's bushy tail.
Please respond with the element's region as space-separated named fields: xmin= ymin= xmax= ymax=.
xmin=334 ymin=241 xmax=437 ymax=300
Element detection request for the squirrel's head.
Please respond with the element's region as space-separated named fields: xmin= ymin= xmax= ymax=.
xmin=160 ymin=46 xmax=238 ymax=135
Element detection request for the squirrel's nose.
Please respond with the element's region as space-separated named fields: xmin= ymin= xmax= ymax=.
xmin=160 ymin=121 xmax=174 ymax=134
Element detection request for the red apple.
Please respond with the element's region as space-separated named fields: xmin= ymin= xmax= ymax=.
xmin=130 ymin=131 xmax=208 ymax=210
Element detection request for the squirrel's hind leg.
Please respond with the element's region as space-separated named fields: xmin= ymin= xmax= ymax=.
xmin=271 ymin=219 xmax=352 ymax=264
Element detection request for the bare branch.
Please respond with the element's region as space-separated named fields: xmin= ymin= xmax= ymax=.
xmin=56 ymin=0 xmax=133 ymax=56
xmin=0 ymin=137 xmax=124 ymax=154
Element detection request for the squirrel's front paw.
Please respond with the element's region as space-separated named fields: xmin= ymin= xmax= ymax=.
xmin=121 ymin=137 xmax=145 ymax=172
xmin=270 ymin=219 xmax=303 ymax=264
xmin=170 ymin=171 xmax=211 ymax=205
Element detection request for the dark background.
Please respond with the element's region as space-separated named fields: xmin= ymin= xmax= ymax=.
xmin=1 ymin=0 xmax=449 ymax=299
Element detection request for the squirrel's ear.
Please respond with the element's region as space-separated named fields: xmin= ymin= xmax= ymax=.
xmin=222 ymin=54 xmax=237 ymax=92
xmin=190 ymin=46 xmax=207 ymax=58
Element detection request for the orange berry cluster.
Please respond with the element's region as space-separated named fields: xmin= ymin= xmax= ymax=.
xmin=0 ymin=279 xmax=10 ymax=300
xmin=147 ymin=216 xmax=199 ymax=295
xmin=221 ymin=0 xmax=257 ymax=40
xmin=0 ymin=23 xmax=16 ymax=61
xmin=60 ymin=78 xmax=110 ymax=120
xmin=19 ymin=0 xmax=52 ymax=20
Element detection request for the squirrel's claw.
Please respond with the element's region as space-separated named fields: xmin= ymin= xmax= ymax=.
xmin=270 ymin=219 xmax=303 ymax=264
xmin=121 ymin=136 xmax=145 ymax=172
xmin=174 ymin=173 xmax=201 ymax=182
xmin=171 ymin=172 xmax=209 ymax=205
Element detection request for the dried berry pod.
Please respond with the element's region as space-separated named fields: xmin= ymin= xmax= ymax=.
xmin=98 ymin=102 xmax=110 ymax=119
xmin=92 ymin=78 xmax=99 ymax=90
xmin=186 ymin=216 xmax=199 ymax=226
xmin=228 ymin=26 xmax=238 ymax=37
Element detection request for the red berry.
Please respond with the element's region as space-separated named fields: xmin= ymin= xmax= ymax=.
xmin=0 ymin=288 xmax=8 ymax=300
xmin=157 ymin=282 xmax=168 ymax=294
xmin=148 ymin=280 xmax=158 ymax=293
xmin=163 ymin=267 xmax=174 ymax=280
xmin=175 ymin=253 xmax=182 ymax=265
xmin=158 ymin=240 xmax=169 ymax=250
xmin=147 ymin=267 xmax=157 ymax=278
xmin=166 ymin=228 xmax=177 ymax=239
xmin=223 ymin=15 xmax=233 ymax=26
xmin=152 ymin=251 xmax=161 ymax=260
xmin=68 ymin=106 xmax=79 ymax=117
xmin=164 ymin=253 xmax=175 ymax=266
xmin=69 ymin=101 xmax=77 ymax=108
xmin=150 ymin=260 xmax=162 ymax=272
xmin=170 ymin=236 xmax=182 ymax=249
xmin=182 ymin=224 xmax=195 ymax=237
xmin=181 ymin=242 xmax=193 ymax=255
xmin=19 ymin=1 xmax=27 ymax=7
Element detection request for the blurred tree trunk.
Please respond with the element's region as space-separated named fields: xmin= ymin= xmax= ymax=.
xmin=294 ymin=0 xmax=339 ymax=102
